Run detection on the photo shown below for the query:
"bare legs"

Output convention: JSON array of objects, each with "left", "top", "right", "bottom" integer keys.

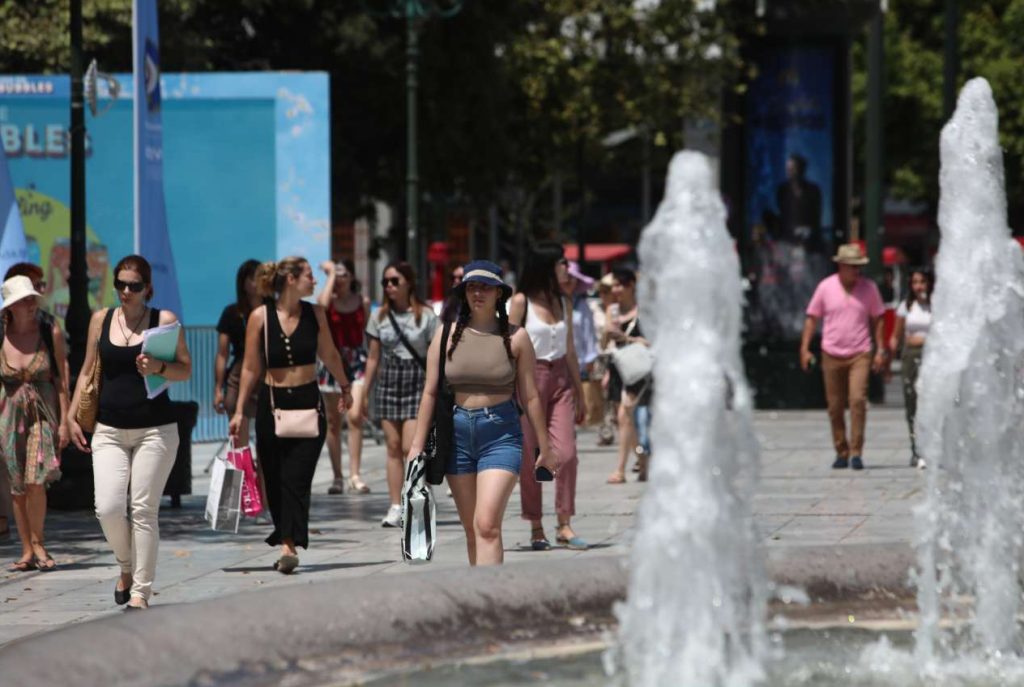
[
  {"left": 448, "top": 470, "right": 518, "bottom": 566},
  {"left": 11, "top": 485, "right": 52, "bottom": 569},
  {"left": 381, "top": 419, "right": 416, "bottom": 507},
  {"left": 610, "top": 394, "right": 638, "bottom": 482},
  {"left": 346, "top": 383, "right": 368, "bottom": 491},
  {"left": 323, "top": 392, "right": 344, "bottom": 490}
]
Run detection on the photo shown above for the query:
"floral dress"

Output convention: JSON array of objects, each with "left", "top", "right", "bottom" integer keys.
[{"left": 0, "top": 345, "right": 61, "bottom": 495}]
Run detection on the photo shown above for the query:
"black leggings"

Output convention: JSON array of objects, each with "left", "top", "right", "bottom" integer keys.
[{"left": 255, "top": 382, "right": 326, "bottom": 549}]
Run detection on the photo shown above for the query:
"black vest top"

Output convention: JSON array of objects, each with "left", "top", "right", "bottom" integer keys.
[
  {"left": 98, "top": 308, "right": 174, "bottom": 429},
  {"left": 263, "top": 301, "right": 319, "bottom": 369}
]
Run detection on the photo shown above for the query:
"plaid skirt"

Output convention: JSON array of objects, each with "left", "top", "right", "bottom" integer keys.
[{"left": 374, "top": 355, "right": 425, "bottom": 421}]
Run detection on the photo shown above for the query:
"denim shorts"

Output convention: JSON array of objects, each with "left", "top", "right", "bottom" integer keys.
[{"left": 448, "top": 400, "right": 523, "bottom": 476}]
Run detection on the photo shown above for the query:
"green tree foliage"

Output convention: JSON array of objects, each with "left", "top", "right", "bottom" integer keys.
[
  {"left": 852, "top": 0, "right": 1024, "bottom": 226},
  {"left": 0, "top": 1, "right": 741, "bottom": 238}
]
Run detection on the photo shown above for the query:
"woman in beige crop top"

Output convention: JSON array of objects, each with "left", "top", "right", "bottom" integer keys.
[{"left": 407, "top": 260, "right": 557, "bottom": 566}]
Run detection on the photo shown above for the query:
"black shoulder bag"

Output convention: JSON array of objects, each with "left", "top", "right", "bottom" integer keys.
[
  {"left": 425, "top": 321, "right": 454, "bottom": 485},
  {"left": 386, "top": 309, "right": 426, "bottom": 370}
]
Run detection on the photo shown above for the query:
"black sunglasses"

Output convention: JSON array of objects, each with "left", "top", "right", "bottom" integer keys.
[
  {"left": 114, "top": 278, "right": 147, "bottom": 294},
  {"left": 381, "top": 277, "right": 402, "bottom": 287}
]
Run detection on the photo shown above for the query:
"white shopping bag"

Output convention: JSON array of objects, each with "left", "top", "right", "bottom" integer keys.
[
  {"left": 401, "top": 454, "right": 437, "bottom": 563},
  {"left": 205, "top": 456, "right": 244, "bottom": 533}
]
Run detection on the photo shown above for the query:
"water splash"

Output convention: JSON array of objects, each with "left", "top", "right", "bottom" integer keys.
[
  {"left": 613, "top": 151, "right": 767, "bottom": 686},
  {"left": 914, "top": 77, "right": 1024, "bottom": 663}
]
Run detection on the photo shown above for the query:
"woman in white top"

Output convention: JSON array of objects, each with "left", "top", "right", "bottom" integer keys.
[
  {"left": 509, "top": 243, "right": 586, "bottom": 551},
  {"left": 888, "top": 268, "right": 933, "bottom": 468}
]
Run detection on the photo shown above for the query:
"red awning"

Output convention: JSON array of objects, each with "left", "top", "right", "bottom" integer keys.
[{"left": 563, "top": 243, "right": 632, "bottom": 263}]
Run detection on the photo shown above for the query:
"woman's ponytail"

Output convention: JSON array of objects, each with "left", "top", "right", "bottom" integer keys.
[{"left": 255, "top": 261, "right": 279, "bottom": 298}]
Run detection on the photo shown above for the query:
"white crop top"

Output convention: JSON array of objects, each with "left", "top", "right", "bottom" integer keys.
[
  {"left": 896, "top": 300, "right": 932, "bottom": 340},
  {"left": 524, "top": 297, "right": 569, "bottom": 362}
]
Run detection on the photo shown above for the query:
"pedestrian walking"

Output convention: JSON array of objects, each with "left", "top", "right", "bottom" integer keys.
[
  {"left": 799, "top": 243, "right": 887, "bottom": 470},
  {"left": 407, "top": 260, "right": 557, "bottom": 565},
  {"left": 359, "top": 262, "right": 438, "bottom": 528},
  {"left": 1, "top": 275, "right": 68, "bottom": 572},
  {"left": 68, "top": 255, "right": 192, "bottom": 609},
  {"left": 509, "top": 244, "right": 587, "bottom": 551},
  {"left": 317, "top": 259, "right": 371, "bottom": 495},
  {"left": 229, "top": 257, "right": 353, "bottom": 575},
  {"left": 560, "top": 260, "right": 599, "bottom": 414},
  {"left": 591, "top": 274, "right": 618, "bottom": 441},
  {"left": 214, "top": 259, "right": 261, "bottom": 444},
  {"left": 0, "top": 263, "right": 62, "bottom": 546},
  {"left": 604, "top": 269, "right": 651, "bottom": 484},
  {"left": 888, "top": 268, "right": 933, "bottom": 468}
]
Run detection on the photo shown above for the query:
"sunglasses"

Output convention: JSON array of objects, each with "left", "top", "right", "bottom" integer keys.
[
  {"left": 381, "top": 277, "right": 402, "bottom": 288},
  {"left": 557, "top": 258, "right": 569, "bottom": 266},
  {"left": 114, "top": 278, "right": 147, "bottom": 294}
]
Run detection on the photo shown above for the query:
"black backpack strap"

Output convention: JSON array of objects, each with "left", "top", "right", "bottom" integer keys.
[
  {"left": 149, "top": 307, "right": 161, "bottom": 328},
  {"left": 387, "top": 308, "right": 426, "bottom": 370},
  {"left": 520, "top": 297, "right": 529, "bottom": 327},
  {"left": 438, "top": 320, "right": 452, "bottom": 388}
]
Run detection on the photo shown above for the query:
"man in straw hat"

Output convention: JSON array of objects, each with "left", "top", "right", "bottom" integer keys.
[{"left": 799, "top": 243, "right": 887, "bottom": 470}]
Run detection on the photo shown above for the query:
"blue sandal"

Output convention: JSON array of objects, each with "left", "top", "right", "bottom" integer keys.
[
  {"left": 557, "top": 528, "right": 589, "bottom": 551},
  {"left": 530, "top": 527, "right": 551, "bottom": 551}
]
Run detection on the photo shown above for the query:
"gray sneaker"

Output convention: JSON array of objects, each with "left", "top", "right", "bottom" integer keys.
[{"left": 381, "top": 504, "right": 403, "bottom": 528}]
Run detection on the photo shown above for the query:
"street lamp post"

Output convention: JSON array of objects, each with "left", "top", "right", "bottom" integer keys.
[
  {"left": 386, "top": 0, "right": 463, "bottom": 284},
  {"left": 67, "top": 0, "right": 91, "bottom": 375}
]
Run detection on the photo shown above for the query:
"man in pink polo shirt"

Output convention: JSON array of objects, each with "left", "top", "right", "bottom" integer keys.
[{"left": 799, "top": 243, "right": 887, "bottom": 470}]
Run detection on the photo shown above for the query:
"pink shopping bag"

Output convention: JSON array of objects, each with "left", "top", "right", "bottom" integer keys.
[{"left": 226, "top": 442, "right": 263, "bottom": 518}]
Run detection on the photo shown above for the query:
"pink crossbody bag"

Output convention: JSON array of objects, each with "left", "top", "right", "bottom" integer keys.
[{"left": 264, "top": 308, "right": 321, "bottom": 438}]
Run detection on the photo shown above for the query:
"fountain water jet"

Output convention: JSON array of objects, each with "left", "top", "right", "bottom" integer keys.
[
  {"left": 613, "top": 151, "right": 767, "bottom": 686},
  {"left": 914, "top": 77, "right": 1024, "bottom": 662}
]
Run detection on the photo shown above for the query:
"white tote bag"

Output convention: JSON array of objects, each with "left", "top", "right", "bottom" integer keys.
[
  {"left": 205, "top": 456, "right": 244, "bottom": 533},
  {"left": 401, "top": 454, "right": 437, "bottom": 563},
  {"left": 611, "top": 342, "right": 654, "bottom": 386}
]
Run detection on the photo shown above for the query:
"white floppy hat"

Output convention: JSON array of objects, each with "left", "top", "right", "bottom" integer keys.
[{"left": 1, "top": 275, "right": 42, "bottom": 310}]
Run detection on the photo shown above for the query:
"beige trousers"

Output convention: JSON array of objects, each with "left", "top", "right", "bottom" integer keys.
[{"left": 92, "top": 422, "right": 179, "bottom": 601}]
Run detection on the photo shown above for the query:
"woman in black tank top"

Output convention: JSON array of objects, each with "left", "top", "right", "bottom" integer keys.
[
  {"left": 68, "top": 255, "right": 193, "bottom": 610},
  {"left": 229, "top": 257, "right": 353, "bottom": 575}
]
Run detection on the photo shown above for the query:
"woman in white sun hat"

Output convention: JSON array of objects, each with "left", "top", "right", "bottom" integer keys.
[{"left": 0, "top": 275, "right": 69, "bottom": 572}]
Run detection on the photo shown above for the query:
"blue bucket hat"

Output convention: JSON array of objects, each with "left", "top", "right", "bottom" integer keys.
[{"left": 459, "top": 260, "right": 513, "bottom": 300}]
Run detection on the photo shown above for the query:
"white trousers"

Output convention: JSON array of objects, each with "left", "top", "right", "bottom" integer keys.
[{"left": 92, "top": 423, "right": 179, "bottom": 601}]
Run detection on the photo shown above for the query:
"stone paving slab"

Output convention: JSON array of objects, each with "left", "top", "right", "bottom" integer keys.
[{"left": 0, "top": 406, "right": 922, "bottom": 649}]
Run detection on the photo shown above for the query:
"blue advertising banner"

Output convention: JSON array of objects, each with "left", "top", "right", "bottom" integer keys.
[
  {"left": 0, "top": 72, "right": 330, "bottom": 325},
  {"left": 0, "top": 143, "right": 27, "bottom": 278},
  {"left": 744, "top": 45, "right": 836, "bottom": 340},
  {"left": 133, "top": 0, "right": 181, "bottom": 316}
]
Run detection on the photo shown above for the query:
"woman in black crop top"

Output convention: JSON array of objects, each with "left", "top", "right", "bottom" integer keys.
[
  {"left": 68, "top": 255, "right": 193, "bottom": 610},
  {"left": 229, "top": 257, "right": 352, "bottom": 575}
]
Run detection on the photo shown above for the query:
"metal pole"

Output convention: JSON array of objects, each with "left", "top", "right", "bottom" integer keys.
[
  {"left": 405, "top": 7, "right": 419, "bottom": 273},
  {"left": 576, "top": 138, "right": 586, "bottom": 267},
  {"left": 552, "top": 170, "right": 563, "bottom": 235},
  {"left": 488, "top": 203, "right": 498, "bottom": 263},
  {"left": 864, "top": 8, "right": 884, "bottom": 280},
  {"left": 943, "top": 0, "right": 959, "bottom": 121},
  {"left": 67, "top": 0, "right": 91, "bottom": 376},
  {"left": 641, "top": 131, "right": 652, "bottom": 225}
]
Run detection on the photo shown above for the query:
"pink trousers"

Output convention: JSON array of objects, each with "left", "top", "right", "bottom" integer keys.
[{"left": 520, "top": 357, "right": 579, "bottom": 521}]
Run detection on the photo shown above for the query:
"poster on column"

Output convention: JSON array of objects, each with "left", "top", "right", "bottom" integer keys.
[
  {"left": 744, "top": 44, "right": 836, "bottom": 341},
  {"left": 0, "top": 139, "right": 27, "bottom": 279}
]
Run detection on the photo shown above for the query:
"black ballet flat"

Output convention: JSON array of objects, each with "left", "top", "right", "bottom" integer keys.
[{"left": 114, "top": 581, "right": 131, "bottom": 605}]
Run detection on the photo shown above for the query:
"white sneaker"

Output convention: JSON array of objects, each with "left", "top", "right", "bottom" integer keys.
[
  {"left": 381, "top": 504, "right": 403, "bottom": 528},
  {"left": 917, "top": 458, "right": 927, "bottom": 470}
]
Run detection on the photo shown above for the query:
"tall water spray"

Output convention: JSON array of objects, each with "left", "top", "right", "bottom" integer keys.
[
  {"left": 614, "top": 151, "right": 766, "bottom": 686},
  {"left": 914, "top": 77, "right": 1024, "bottom": 661}
]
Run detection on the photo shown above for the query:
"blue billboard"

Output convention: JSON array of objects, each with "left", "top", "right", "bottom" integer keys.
[
  {"left": 744, "top": 45, "right": 837, "bottom": 340},
  {"left": 0, "top": 72, "right": 330, "bottom": 325}
]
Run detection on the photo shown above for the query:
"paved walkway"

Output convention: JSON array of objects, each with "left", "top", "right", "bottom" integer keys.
[{"left": 0, "top": 405, "right": 920, "bottom": 648}]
